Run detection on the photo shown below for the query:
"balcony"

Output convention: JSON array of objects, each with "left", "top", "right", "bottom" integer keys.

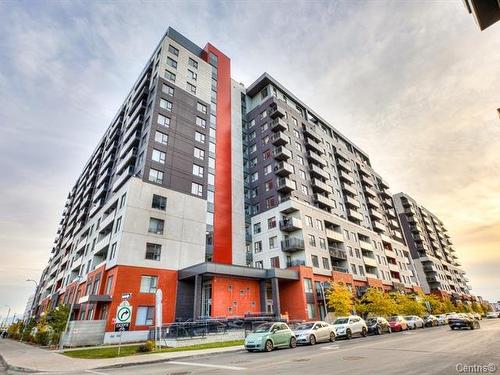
[
  {"left": 373, "top": 221, "right": 387, "bottom": 233},
  {"left": 281, "top": 237, "right": 305, "bottom": 252},
  {"left": 277, "top": 177, "right": 295, "bottom": 193},
  {"left": 311, "top": 178, "right": 331, "bottom": 194},
  {"left": 271, "top": 131, "right": 290, "bottom": 146},
  {"left": 329, "top": 247, "right": 347, "bottom": 260},
  {"left": 363, "top": 256, "right": 378, "bottom": 268},
  {"left": 326, "top": 228, "right": 344, "bottom": 242},
  {"left": 304, "top": 137, "right": 324, "bottom": 154},
  {"left": 99, "top": 209, "right": 116, "bottom": 232},
  {"left": 339, "top": 170, "right": 355, "bottom": 185},
  {"left": 314, "top": 194, "right": 335, "bottom": 209},
  {"left": 122, "top": 114, "right": 142, "bottom": 142},
  {"left": 127, "top": 100, "right": 145, "bottom": 125},
  {"left": 423, "top": 264, "right": 438, "bottom": 273},
  {"left": 269, "top": 104, "right": 286, "bottom": 119},
  {"left": 274, "top": 161, "right": 294, "bottom": 177},
  {"left": 383, "top": 198, "right": 394, "bottom": 208},
  {"left": 361, "top": 175, "right": 375, "bottom": 187},
  {"left": 370, "top": 209, "right": 384, "bottom": 221},
  {"left": 270, "top": 118, "right": 287, "bottom": 131},
  {"left": 341, "top": 183, "right": 357, "bottom": 196},
  {"left": 116, "top": 147, "right": 138, "bottom": 175},
  {"left": 120, "top": 133, "right": 140, "bottom": 158},
  {"left": 411, "top": 224, "right": 423, "bottom": 233},
  {"left": 93, "top": 183, "right": 108, "bottom": 203},
  {"left": 347, "top": 209, "right": 363, "bottom": 222},
  {"left": 364, "top": 186, "right": 377, "bottom": 198},
  {"left": 332, "top": 266, "right": 349, "bottom": 274},
  {"left": 112, "top": 165, "right": 134, "bottom": 192},
  {"left": 306, "top": 151, "right": 327, "bottom": 166},
  {"left": 389, "top": 219, "right": 400, "bottom": 229},
  {"left": 345, "top": 195, "right": 361, "bottom": 209},
  {"left": 387, "top": 208, "right": 397, "bottom": 218},
  {"left": 303, "top": 125, "right": 321, "bottom": 142},
  {"left": 273, "top": 146, "right": 292, "bottom": 160},
  {"left": 336, "top": 159, "right": 351, "bottom": 172},
  {"left": 94, "top": 233, "right": 111, "bottom": 254},
  {"left": 334, "top": 148, "right": 349, "bottom": 161},
  {"left": 89, "top": 199, "right": 104, "bottom": 217},
  {"left": 366, "top": 197, "right": 380, "bottom": 209},
  {"left": 96, "top": 169, "right": 111, "bottom": 189},
  {"left": 388, "top": 262, "right": 399, "bottom": 272},
  {"left": 359, "top": 240, "right": 373, "bottom": 251},
  {"left": 309, "top": 164, "right": 329, "bottom": 179},
  {"left": 279, "top": 217, "right": 303, "bottom": 232}
]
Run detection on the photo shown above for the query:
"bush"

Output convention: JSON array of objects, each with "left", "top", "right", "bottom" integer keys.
[
  {"left": 34, "top": 326, "right": 52, "bottom": 346},
  {"left": 137, "top": 340, "right": 155, "bottom": 352}
]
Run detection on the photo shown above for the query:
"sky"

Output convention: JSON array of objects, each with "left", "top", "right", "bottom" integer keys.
[{"left": 0, "top": 0, "right": 499, "bottom": 318}]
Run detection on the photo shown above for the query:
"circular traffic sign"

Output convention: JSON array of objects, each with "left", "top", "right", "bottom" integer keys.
[{"left": 117, "top": 306, "right": 131, "bottom": 323}]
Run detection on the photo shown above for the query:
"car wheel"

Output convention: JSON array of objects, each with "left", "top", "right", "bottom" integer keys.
[
  {"left": 265, "top": 340, "right": 273, "bottom": 352},
  {"left": 329, "top": 332, "right": 335, "bottom": 342},
  {"left": 377, "top": 327, "right": 382, "bottom": 335},
  {"left": 309, "top": 335, "right": 316, "bottom": 346},
  {"left": 451, "top": 326, "right": 455, "bottom": 330},
  {"left": 346, "top": 329, "right": 352, "bottom": 339},
  {"left": 361, "top": 327, "right": 367, "bottom": 337},
  {"left": 290, "top": 337, "right": 297, "bottom": 349}
]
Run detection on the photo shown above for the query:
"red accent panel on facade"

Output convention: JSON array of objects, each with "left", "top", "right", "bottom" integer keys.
[
  {"left": 211, "top": 277, "right": 261, "bottom": 317},
  {"left": 203, "top": 44, "right": 232, "bottom": 265},
  {"left": 100, "top": 265, "right": 178, "bottom": 332}
]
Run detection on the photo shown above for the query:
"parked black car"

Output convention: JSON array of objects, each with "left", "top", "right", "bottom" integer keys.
[
  {"left": 449, "top": 314, "right": 480, "bottom": 330},
  {"left": 366, "top": 317, "right": 392, "bottom": 335}
]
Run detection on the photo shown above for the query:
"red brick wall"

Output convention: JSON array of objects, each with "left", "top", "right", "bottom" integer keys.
[{"left": 211, "top": 276, "right": 261, "bottom": 317}]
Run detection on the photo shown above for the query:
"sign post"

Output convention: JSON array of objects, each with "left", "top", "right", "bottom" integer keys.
[
  {"left": 115, "top": 301, "right": 132, "bottom": 356},
  {"left": 155, "top": 289, "right": 163, "bottom": 349}
]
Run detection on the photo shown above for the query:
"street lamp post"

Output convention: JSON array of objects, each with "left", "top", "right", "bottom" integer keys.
[
  {"left": 2, "top": 305, "right": 11, "bottom": 330},
  {"left": 59, "top": 276, "right": 82, "bottom": 352}
]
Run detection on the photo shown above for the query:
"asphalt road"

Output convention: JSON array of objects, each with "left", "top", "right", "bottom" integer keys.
[{"left": 10, "top": 319, "right": 500, "bottom": 375}]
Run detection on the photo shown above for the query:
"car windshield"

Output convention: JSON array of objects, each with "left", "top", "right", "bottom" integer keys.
[
  {"left": 295, "top": 323, "right": 315, "bottom": 330},
  {"left": 388, "top": 317, "right": 399, "bottom": 322},
  {"left": 334, "top": 318, "right": 349, "bottom": 324},
  {"left": 367, "top": 318, "right": 377, "bottom": 325},
  {"left": 404, "top": 316, "right": 414, "bottom": 320},
  {"left": 253, "top": 323, "right": 273, "bottom": 333}
]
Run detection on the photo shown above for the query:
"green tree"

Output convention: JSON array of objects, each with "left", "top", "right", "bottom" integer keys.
[
  {"left": 327, "top": 282, "right": 354, "bottom": 316},
  {"left": 47, "top": 304, "right": 70, "bottom": 345},
  {"left": 481, "top": 302, "right": 492, "bottom": 313},
  {"left": 423, "top": 294, "right": 445, "bottom": 314},
  {"left": 393, "top": 293, "right": 426, "bottom": 316},
  {"left": 442, "top": 298, "right": 455, "bottom": 313},
  {"left": 355, "top": 288, "right": 396, "bottom": 318},
  {"left": 471, "top": 302, "right": 484, "bottom": 315}
]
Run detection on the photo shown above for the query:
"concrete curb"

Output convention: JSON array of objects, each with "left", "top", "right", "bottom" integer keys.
[
  {"left": 0, "top": 351, "right": 39, "bottom": 373},
  {"left": 93, "top": 347, "right": 246, "bottom": 370}
]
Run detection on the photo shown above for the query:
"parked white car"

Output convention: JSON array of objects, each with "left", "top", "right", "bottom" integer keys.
[
  {"left": 404, "top": 315, "right": 425, "bottom": 329},
  {"left": 435, "top": 314, "right": 449, "bottom": 325},
  {"left": 486, "top": 312, "right": 499, "bottom": 319},
  {"left": 293, "top": 321, "right": 336, "bottom": 345},
  {"left": 332, "top": 315, "right": 367, "bottom": 339}
]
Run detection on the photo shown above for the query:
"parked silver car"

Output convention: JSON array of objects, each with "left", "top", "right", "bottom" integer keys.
[
  {"left": 293, "top": 321, "right": 336, "bottom": 345},
  {"left": 404, "top": 315, "right": 425, "bottom": 329}
]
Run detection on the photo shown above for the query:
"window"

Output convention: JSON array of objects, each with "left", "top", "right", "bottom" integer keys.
[
  {"left": 136, "top": 306, "right": 154, "bottom": 325},
  {"left": 250, "top": 171, "right": 258, "bottom": 182},
  {"left": 188, "top": 58, "right": 198, "bottom": 69},
  {"left": 152, "top": 149, "right": 166, "bottom": 164},
  {"left": 344, "top": 230, "right": 350, "bottom": 240},
  {"left": 105, "top": 276, "right": 114, "bottom": 295},
  {"left": 358, "top": 265, "right": 365, "bottom": 276},
  {"left": 165, "top": 70, "right": 176, "bottom": 82},
  {"left": 188, "top": 69, "right": 197, "bottom": 80},
  {"left": 319, "top": 238, "right": 326, "bottom": 249},
  {"left": 264, "top": 180, "right": 273, "bottom": 191},
  {"left": 148, "top": 218, "right": 164, "bottom": 235},
  {"left": 168, "top": 44, "right": 179, "bottom": 56},
  {"left": 162, "top": 84, "right": 174, "bottom": 96},
  {"left": 140, "top": 276, "right": 158, "bottom": 293},
  {"left": 114, "top": 217, "right": 122, "bottom": 233},
  {"left": 253, "top": 222, "right": 261, "bottom": 234},
  {"left": 355, "top": 248, "right": 361, "bottom": 258},
  {"left": 267, "top": 217, "right": 276, "bottom": 229},
  {"left": 119, "top": 193, "right": 127, "bottom": 209},
  {"left": 187, "top": 82, "right": 196, "bottom": 94},
  {"left": 197, "top": 102, "right": 207, "bottom": 114},
  {"left": 152, "top": 194, "right": 167, "bottom": 210},
  {"left": 195, "top": 131, "right": 205, "bottom": 143},
  {"left": 300, "top": 170, "right": 306, "bottom": 179},
  {"left": 209, "top": 142, "right": 216, "bottom": 153},
  {"left": 193, "top": 164, "right": 204, "bottom": 177},
  {"left": 166, "top": 57, "right": 177, "bottom": 68},
  {"left": 297, "top": 156, "right": 304, "bottom": 165},
  {"left": 254, "top": 241, "right": 262, "bottom": 253},
  {"left": 265, "top": 196, "right": 275, "bottom": 209},
  {"left": 316, "top": 219, "right": 323, "bottom": 231},
  {"left": 194, "top": 147, "right": 205, "bottom": 160},
  {"left": 322, "top": 257, "right": 330, "bottom": 269},
  {"left": 191, "top": 182, "right": 203, "bottom": 196},
  {"left": 269, "top": 236, "right": 277, "bottom": 249},
  {"left": 155, "top": 131, "right": 168, "bottom": 145},
  {"left": 301, "top": 185, "right": 309, "bottom": 195},
  {"left": 109, "top": 243, "right": 117, "bottom": 260},
  {"left": 311, "top": 255, "right": 319, "bottom": 268},
  {"left": 250, "top": 157, "right": 258, "bottom": 167},
  {"left": 249, "top": 144, "right": 257, "bottom": 153},
  {"left": 295, "top": 142, "right": 302, "bottom": 151},
  {"left": 351, "top": 264, "right": 357, "bottom": 274},
  {"left": 304, "top": 278, "right": 313, "bottom": 293},
  {"left": 157, "top": 114, "right": 170, "bottom": 127},
  {"left": 145, "top": 243, "right": 161, "bottom": 261},
  {"left": 305, "top": 216, "right": 313, "bottom": 227},
  {"left": 264, "top": 164, "right": 272, "bottom": 175},
  {"left": 208, "top": 157, "right": 215, "bottom": 169},
  {"left": 270, "top": 256, "right": 280, "bottom": 268},
  {"left": 308, "top": 234, "right": 316, "bottom": 247},
  {"left": 149, "top": 169, "right": 164, "bottom": 184},
  {"left": 255, "top": 260, "right": 263, "bottom": 268},
  {"left": 196, "top": 116, "right": 206, "bottom": 128},
  {"left": 159, "top": 99, "right": 172, "bottom": 111},
  {"left": 306, "top": 304, "right": 315, "bottom": 319}
]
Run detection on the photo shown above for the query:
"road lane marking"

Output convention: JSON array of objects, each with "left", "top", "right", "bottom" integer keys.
[
  {"left": 169, "top": 361, "right": 246, "bottom": 371},
  {"left": 320, "top": 345, "right": 340, "bottom": 350},
  {"left": 85, "top": 370, "right": 108, "bottom": 375}
]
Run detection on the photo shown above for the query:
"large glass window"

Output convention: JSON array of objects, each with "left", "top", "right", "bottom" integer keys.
[
  {"left": 148, "top": 218, "right": 164, "bottom": 235},
  {"left": 152, "top": 149, "right": 166, "bottom": 164},
  {"left": 140, "top": 276, "right": 158, "bottom": 293},
  {"left": 149, "top": 169, "right": 163, "bottom": 184},
  {"left": 152, "top": 194, "right": 167, "bottom": 210},
  {"left": 155, "top": 131, "right": 168, "bottom": 145},
  {"left": 145, "top": 243, "right": 161, "bottom": 261},
  {"left": 136, "top": 306, "right": 155, "bottom": 325}
]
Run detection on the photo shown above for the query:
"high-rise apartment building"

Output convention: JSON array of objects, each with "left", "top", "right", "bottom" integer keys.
[
  {"left": 393, "top": 193, "right": 471, "bottom": 300},
  {"left": 32, "top": 28, "right": 469, "bottom": 344}
]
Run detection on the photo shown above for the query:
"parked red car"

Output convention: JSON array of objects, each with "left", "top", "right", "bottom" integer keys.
[{"left": 388, "top": 316, "right": 409, "bottom": 332}]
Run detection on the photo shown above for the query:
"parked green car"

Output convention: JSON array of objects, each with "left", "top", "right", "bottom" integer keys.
[{"left": 244, "top": 322, "right": 297, "bottom": 352}]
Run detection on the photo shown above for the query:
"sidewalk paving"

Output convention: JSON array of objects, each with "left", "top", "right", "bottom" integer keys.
[{"left": 0, "top": 339, "right": 244, "bottom": 373}]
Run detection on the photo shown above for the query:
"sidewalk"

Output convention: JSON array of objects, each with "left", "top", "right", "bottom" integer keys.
[{"left": 0, "top": 339, "right": 244, "bottom": 373}]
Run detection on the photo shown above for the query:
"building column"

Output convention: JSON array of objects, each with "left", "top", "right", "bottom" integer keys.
[
  {"left": 259, "top": 280, "right": 267, "bottom": 313},
  {"left": 271, "top": 278, "right": 281, "bottom": 317},
  {"left": 193, "top": 275, "right": 202, "bottom": 320}
]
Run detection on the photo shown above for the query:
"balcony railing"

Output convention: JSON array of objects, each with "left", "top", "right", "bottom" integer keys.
[
  {"left": 281, "top": 238, "right": 305, "bottom": 252},
  {"left": 329, "top": 247, "right": 347, "bottom": 260},
  {"left": 279, "top": 217, "right": 303, "bottom": 232}
]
